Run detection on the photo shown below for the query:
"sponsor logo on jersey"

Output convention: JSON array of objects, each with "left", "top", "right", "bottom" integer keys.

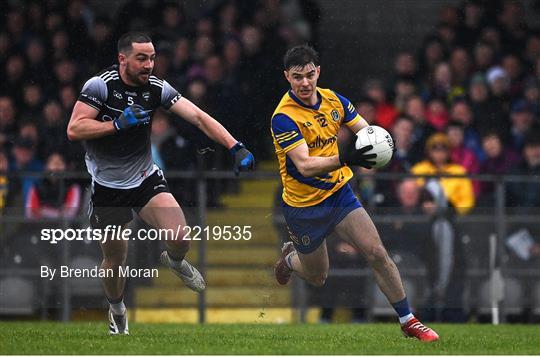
[
  {"left": 303, "top": 121, "right": 313, "bottom": 128},
  {"left": 113, "top": 90, "right": 123, "bottom": 99},
  {"left": 81, "top": 93, "right": 102, "bottom": 106},
  {"left": 331, "top": 109, "right": 340, "bottom": 121},
  {"left": 125, "top": 91, "right": 137, "bottom": 96},
  {"left": 171, "top": 93, "right": 181, "bottom": 105},
  {"left": 307, "top": 135, "right": 337, "bottom": 149},
  {"left": 142, "top": 92, "right": 150, "bottom": 101}
]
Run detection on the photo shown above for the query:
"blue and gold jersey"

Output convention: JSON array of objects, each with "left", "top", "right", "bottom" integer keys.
[{"left": 271, "top": 87, "right": 362, "bottom": 207}]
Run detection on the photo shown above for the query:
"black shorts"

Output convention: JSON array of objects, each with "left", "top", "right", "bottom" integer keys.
[{"left": 89, "top": 169, "right": 170, "bottom": 228}]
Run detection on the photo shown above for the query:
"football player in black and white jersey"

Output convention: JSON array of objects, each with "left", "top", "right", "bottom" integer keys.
[{"left": 67, "top": 32, "right": 254, "bottom": 335}]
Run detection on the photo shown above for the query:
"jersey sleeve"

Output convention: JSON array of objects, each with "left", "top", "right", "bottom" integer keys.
[
  {"left": 161, "top": 80, "right": 182, "bottom": 109},
  {"left": 271, "top": 114, "right": 305, "bottom": 153},
  {"left": 78, "top": 76, "right": 107, "bottom": 111},
  {"left": 333, "top": 91, "right": 362, "bottom": 127}
]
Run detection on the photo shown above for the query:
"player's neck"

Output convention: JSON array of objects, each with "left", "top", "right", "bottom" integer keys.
[
  {"left": 291, "top": 89, "right": 319, "bottom": 107},
  {"left": 119, "top": 68, "right": 140, "bottom": 87}
]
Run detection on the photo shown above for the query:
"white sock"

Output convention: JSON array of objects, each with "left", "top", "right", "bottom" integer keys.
[
  {"left": 110, "top": 301, "right": 126, "bottom": 316},
  {"left": 285, "top": 251, "right": 295, "bottom": 269},
  {"left": 166, "top": 251, "right": 184, "bottom": 269},
  {"left": 399, "top": 313, "right": 414, "bottom": 325}
]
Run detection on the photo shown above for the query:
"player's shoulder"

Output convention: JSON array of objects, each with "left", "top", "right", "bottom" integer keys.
[
  {"left": 95, "top": 65, "right": 120, "bottom": 84},
  {"left": 149, "top": 75, "right": 165, "bottom": 89},
  {"left": 318, "top": 87, "right": 349, "bottom": 104}
]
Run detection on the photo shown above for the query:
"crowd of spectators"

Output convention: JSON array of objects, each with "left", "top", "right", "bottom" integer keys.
[
  {"left": 0, "top": 0, "right": 319, "bottom": 212},
  {"left": 348, "top": 0, "right": 540, "bottom": 212}
]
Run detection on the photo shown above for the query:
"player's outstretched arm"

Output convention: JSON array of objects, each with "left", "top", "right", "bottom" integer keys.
[
  {"left": 170, "top": 97, "right": 254, "bottom": 174},
  {"left": 67, "top": 101, "right": 116, "bottom": 141},
  {"left": 67, "top": 102, "right": 150, "bottom": 141},
  {"left": 287, "top": 142, "right": 342, "bottom": 177}
]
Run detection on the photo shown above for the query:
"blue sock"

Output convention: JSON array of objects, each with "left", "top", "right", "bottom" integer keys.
[{"left": 392, "top": 296, "right": 411, "bottom": 318}]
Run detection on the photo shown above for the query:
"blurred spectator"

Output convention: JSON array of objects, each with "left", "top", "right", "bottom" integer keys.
[
  {"left": 41, "top": 100, "right": 68, "bottom": 159},
  {"left": 456, "top": 0, "right": 486, "bottom": 48},
  {"left": 509, "top": 99, "right": 537, "bottom": 152},
  {"left": 0, "top": 150, "right": 8, "bottom": 214},
  {"left": 418, "top": 37, "right": 446, "bottom": 81},
  {"left": 25, "top": 152, "right": 80, "bottom": 219},
  {"left": 393, "top": 76, "right": 417, "bottom": 113},
  {"left": 486, "top": 66, "right": 511, "bottom": 110},
  {"left": 153, "top": 3, "right": 186, "bottom": 45},
  {"left": 20, "top": 83, "right": 44, "bottom": 121},
  {"left": 354, "top": 97, "right": 376, "bottom": 125},
  {"left": 478, "top": 131, "right": 520, "bottom": 205},
  {"left": 501, "top": 53, "right": 525, "bottom": 98},
  {"left": 468, "top": 73, "right": 509, "bottom": 138},
  {"left": 473, "top": 42, "right": 495, "bottom": 72},
  {"left": 25, "top": 37, "right": 48, "bottom": 85},
  {"left": 2, "top": 54, "right": 26, "bottom": 104},
  {"left": 376, "top": 116, "right": 418, "bottom": 207},
  {"left": 522, "top": 78, "right": 540, "bottom": 119},
  {"left": 364, "top": 79, "right": 398, "bottom": 130},
  {"left": 88, "top": 17, "right": 116, "bottom": 71},
  {"left": 9, "top": 136, "right": 43, "bottom": 204},
  {"left": 449, "top": 47, "right": 472, "bottom": 87},
  {"left": 425, "top": 97, "right": 449, "bottom": 131},
  {"left": 0, "top": 96, "right": 17, "bottom": 150},
  {"left": 507, "top": 131, "right": 540, "bottom": 207},
  {"left": 411, "top": 133, "right": 475, "bottom": 215},
  {"left": 446, "top": 120, "right": 480, "bottom": 188},
  {"left": 449, "top": 100, "right": 484, "bottom": 160},
  {"left": 405, "top": 95, "right": 436, "bottom": 161}
]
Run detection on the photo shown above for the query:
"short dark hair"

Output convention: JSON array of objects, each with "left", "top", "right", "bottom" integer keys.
[
  {"left": 283, "top": 44, "right": 319, "bottom": 70},
  {"left": 117, "top": 31, "right": 152, "bottom": 54}
]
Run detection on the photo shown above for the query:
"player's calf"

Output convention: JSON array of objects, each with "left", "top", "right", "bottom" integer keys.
[{"left": 304, "top": 272, "right": 327, "bottom": 287}]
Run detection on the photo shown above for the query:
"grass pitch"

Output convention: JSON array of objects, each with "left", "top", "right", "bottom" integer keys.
[{"left": 0, "top": 322, "right": 539, "bottom": 354}]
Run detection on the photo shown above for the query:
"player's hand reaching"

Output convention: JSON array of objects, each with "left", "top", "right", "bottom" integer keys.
[
  {"left": 338, "top": 143, "right": 377, "bottom": 169},
  {"left": 230, "top": 142, "right": 255, "bottom": 176},
  {"left": 113, "top": 104, "right": 150, "bottom": 131}
]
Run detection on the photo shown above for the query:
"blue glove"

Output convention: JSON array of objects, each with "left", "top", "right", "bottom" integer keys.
[
  {"left": 113, "top": 105, "right": 150, "bottom": 131},
  {"left": 230, "top": 142, "right": 255, "bottom": 176}
]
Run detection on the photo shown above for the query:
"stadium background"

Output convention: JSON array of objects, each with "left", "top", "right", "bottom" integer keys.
[{"left": 1, "top": 0, "right": 540, "bottom": 328}]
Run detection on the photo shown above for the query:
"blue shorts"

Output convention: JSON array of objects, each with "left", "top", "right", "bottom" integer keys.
[{"left": 281, "top": 183, "right": 362, "bottom": 254}]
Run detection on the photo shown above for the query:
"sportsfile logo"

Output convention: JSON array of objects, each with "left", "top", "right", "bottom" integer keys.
[
  {"left": 307, "top": 135, "right": 337, "bottom": 149},
  {"left": 40, "top": 225, "right": 253, "bottom": 244}
]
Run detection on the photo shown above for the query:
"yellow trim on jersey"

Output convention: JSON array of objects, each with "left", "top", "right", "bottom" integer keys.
[
  {"left": 344, "top": 114, "right": 362, "bottom": 127},
  {"left": 271, "top": 88, "right": 355, "bottom": 207},
  {"left": 282, "top": 138, "right": 306, "bottom": 154}
]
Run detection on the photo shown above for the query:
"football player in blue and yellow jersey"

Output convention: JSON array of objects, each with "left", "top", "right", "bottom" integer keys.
[{"left": 271, "top": 45, "right": 439, "bottom": 342}]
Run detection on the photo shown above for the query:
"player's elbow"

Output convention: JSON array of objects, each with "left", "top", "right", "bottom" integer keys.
[
  {"left": 66, "top": 126, "right": 79, "bottom": 141},
  {"left": 67, "top": 122, "right": 85, "bottom": 141},
  {"left": 297, "top": 163, "right": 318, "bottom": 177}
]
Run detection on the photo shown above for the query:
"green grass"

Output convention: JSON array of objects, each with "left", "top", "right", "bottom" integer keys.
[{"left": 0, "top": 322, "right": 539, "bottom": 354}]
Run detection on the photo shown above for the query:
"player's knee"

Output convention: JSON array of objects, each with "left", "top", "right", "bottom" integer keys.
[
  {"left": 102, "top": 252, "right": 127, "bottom": 268},
  {"left": 165, "top": 235, "right": 190, "bottom": 251},
  {"left": 365, "top": 243, "right": 389, "bottom": 266},
  {"left": 307, "top": 272, "right": 327, "bottom": 287}
]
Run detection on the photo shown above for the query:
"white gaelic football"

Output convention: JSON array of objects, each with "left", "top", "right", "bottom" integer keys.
[{"left": 355, "top": 125, "right": 394, "bottom": 169}]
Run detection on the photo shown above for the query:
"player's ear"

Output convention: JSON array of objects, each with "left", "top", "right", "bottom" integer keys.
[
  {"left": 118, "top": 53, "right": 126, "bottom": 66},
  {"left": 284, "top": 70, "right": 291, "bottom": 83}
]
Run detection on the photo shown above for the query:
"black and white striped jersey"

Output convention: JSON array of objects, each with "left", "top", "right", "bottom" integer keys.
[{"left": 77, "top": 65, "right": 182, "bottom": 189}]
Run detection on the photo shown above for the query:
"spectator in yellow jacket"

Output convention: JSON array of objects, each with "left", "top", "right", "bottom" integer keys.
[{"left": 410, "top": 133, "right": 475, "bottom": 215}]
